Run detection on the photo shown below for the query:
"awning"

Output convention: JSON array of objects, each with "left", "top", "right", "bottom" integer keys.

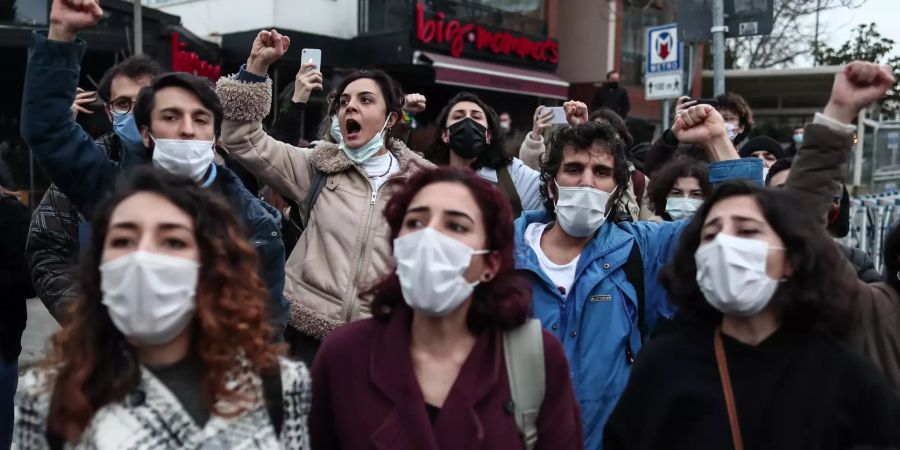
[{"left": 414, "top": 51, "right": 569, "bottom": 99}]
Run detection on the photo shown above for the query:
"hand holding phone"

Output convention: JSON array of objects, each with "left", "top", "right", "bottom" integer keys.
[{"left": 301, "top": 48, "right": 322, "bottom": 72}]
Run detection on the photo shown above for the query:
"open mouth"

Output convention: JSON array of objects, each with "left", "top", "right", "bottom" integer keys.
[{"left": 345, "top": 118, "right": 362, "bottom": 137}]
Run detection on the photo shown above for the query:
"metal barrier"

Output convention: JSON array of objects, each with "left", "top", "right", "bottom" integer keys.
[{"left": 843, "top": 191, "right": 900, "bottom": 273}]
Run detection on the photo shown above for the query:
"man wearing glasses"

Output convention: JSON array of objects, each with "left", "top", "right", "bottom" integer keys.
[{"left": 26, "top": 55, "right": 163, "bottom": 322}]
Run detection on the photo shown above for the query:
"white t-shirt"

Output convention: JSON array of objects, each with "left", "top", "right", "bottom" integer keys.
[
  {"left": 361, "top": 152, "right": 400, "bottom": 192},
  {"left": 524, "top": 222, "right": 580, "bottom": 297}
]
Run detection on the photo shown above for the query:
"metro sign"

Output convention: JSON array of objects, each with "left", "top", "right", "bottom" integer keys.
[{"left": 646, "top": 24, "right": 681, "bottom": 74}]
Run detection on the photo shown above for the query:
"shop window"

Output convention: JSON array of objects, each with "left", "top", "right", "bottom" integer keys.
[
  {"left": 360, "top": 0, "right": 546, "bottom": 36},
  {"left": 0, "top": 0, "right": 48, "bottom": 26},
  {"left": 620, "top": 3, "right": 662, "bottom": 85}
]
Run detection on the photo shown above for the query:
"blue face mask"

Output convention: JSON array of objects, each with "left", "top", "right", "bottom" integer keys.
[
  {"left": 113, "top": 112, "right": 151, "bottom": 168},
  {"left": 329, "top": 115, "right": 343, "bottom": 144},
  {"left": 112, "top": 112, "right": 144, "bottom": 146},
  {"left": 339, "top": 115, "right": 392, "bottom": 164},
  {"left": 792, "top": 133, "right": 803, "bottom": 146}
]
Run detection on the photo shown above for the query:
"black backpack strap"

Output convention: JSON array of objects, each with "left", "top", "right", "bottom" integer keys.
[
  {"left": 262, "top": 363, "right": 284, "bottom": 437},
  {"left": 496, "top": 165, "right": 523, "bottom": 218},
  {"left": 622, "top": 240, "right": 646, "bottom": 341},
  {"left": 285, "top": 170, "right": 327, "bottom": 232}
]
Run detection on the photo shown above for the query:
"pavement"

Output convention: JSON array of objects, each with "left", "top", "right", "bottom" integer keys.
[{"left": 19, "top": 298, "right": 60, "bottom": 371}]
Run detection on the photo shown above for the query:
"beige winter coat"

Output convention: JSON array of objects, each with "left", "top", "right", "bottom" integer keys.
[{"left": 217, "top": 77, "right": 433, "bottom": 339}]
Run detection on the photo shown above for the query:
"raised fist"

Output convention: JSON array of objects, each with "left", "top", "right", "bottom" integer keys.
[
  {"left": 246, "top": 29, "right": 291, "bottom": 76},
  {"left": 563, "top": 100, "right": 589, "bottom": 127},
  {"left": 49, "top": 0, "right": 103, "bottom": 42},
  {"left": 824, "top": 61, "right": 894, "bottom": 124},
  {"left": 403, "top": 93, "right": 427, "bottom": 114},
  {"left": 672, "top": 104, "right": 727, "bottom": 146}
]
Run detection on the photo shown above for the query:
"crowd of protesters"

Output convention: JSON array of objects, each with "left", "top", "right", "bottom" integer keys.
[{"left": 2, "top": 0, "right": 899, "bottom": 449}]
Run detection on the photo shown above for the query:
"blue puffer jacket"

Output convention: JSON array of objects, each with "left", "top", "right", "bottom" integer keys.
[
  {"left": 20, "top": 32, "right": 289, "bottom": 330},
  {"left": 515, "top": 158, "right": 762, "bottom": 450}
]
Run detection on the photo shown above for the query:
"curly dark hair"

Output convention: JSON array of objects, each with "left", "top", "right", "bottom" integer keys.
[
  {"left": 424, "top": 92, "right": 511, "bottom": 170},
  {"left": 716, "top": 92, "right": 754, "bottom": 142},
  {"left": 660, "top": 181, "right": 854, "bottom": 337},
  {"left": 646, "top": 155, "right": 711, "bottom": 218},
  {"left": 538, "top": 122, "right": 631, "bottom": 221},
  {"left": 365, "top": 167, "right": 531, "bottom": 333},
  {"left": 589, "top": 108, "right": 634, "bottom": 151},
  {"left": 45, "top": 167, "right": 281, "bottom": 442}
]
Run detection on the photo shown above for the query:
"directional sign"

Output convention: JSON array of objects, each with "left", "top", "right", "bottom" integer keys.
[
  {"left": 646, "top": 23, "right": 681, "bottom": 75},
  {"left": 645, "top": 73, "right": 683, "bottom": 100}
]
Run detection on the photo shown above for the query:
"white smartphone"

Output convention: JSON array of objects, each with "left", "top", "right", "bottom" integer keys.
[
  {"left": 301, "top": 48, "right": 322, "bottom": 71},
  {"left": 545, "top": 106, "right": 568, "bottom": 125}
]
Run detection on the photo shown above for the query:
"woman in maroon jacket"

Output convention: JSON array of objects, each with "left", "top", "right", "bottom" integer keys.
[{"left": 309, "top": 166, "right": 582, "bottom": 450}]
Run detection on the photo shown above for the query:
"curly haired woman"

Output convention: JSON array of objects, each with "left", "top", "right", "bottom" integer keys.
[{"left": 13, "top": 167, "right": 310, "bottom": 449}]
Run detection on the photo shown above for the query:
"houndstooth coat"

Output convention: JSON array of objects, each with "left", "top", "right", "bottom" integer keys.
[{"left": 12, "top": 357, "right": 310, "bottom": 449}]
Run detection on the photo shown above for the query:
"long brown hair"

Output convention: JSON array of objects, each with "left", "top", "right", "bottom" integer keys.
[{"left": 45, "top": 166, "right": 281, "bottom": 441}]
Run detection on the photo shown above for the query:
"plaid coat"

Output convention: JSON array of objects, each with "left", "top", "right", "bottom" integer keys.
[{"left": 12, "top": 357, "right": 310, "bottom": 449}]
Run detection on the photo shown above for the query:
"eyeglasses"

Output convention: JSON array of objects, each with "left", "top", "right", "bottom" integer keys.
[{"left": 109, "top": 98, "right": 135, "bottom": 115}]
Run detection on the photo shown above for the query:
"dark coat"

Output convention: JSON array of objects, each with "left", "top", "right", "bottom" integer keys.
[
  {"left": 0, "top": 194, "right": 35, "bottom": 363},
  {"left": 309, "top": 307, "right": 583, "bottom": 450},
  {"left": 20, "top": 31, "right": 288, "bottom": 330},
  {"left": 592, "top": 84, "right": 630, "bottom": 119}
]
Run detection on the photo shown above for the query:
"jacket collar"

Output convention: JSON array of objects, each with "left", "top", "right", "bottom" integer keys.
[
  {"left": 369, "top": 306, "right": 503, "bottom": 448},
  {"left": 309, "top": 138, "right": 432, "bottom": 175},
  {"left": 514, "top": 210, "right": 633, "bottom": 276}
]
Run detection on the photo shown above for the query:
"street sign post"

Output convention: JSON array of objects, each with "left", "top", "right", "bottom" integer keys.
[
  {"left": 645, "top": 73, "right": 683, "bottom": 100},
  {"left": 645, "top": 23, "right": 682, "bottom": 104}
]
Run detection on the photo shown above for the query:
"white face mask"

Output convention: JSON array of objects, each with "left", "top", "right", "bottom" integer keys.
[
  {"left": 150, "top": 135, "right": 215, "bottom": 182},
  {"left": 665, "top": 197, "right": 703, "bottom": 220},
  {"left": 554, "top": 180, "right": 615, "bottom": 238},
  {"left": 725, "top": 123, "right": 739, "bottom": 142},
  {"left": 393, "top": 227, "right": 489, "bottom": 317},
  {"left": 694, "top": 234, "right": 783, "bottom": 317},
  {"left": 101, "top": 251, "right": 200, "bottom": 345}
]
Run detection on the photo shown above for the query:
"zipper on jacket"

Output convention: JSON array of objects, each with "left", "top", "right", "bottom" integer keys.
[{"left": 344, "top": 173, "right": 383, "bottom": 322}]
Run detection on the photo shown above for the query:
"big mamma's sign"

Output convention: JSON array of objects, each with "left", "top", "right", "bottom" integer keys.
[{"left": 414, "top": 2, "right": 559, "bottom": 68}]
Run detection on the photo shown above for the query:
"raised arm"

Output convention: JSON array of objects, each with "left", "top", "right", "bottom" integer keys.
[
  {"left": 217, "top": 30, "right": 317, "bottom": 203},
  {"left": 20, "top": 0, "right": 118, "bottom": 218}
]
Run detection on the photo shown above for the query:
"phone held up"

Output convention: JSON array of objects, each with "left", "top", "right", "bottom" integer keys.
[{"left": 301, "top": 48, "right": 322, "bottom": 72}]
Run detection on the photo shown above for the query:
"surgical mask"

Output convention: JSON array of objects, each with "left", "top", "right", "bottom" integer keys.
[
  {"left": 340, "top": 115, "right": 391, "bottom": 164},
  {"left": 763, "top": 166, "right": 771, "bottom": 181},
  {"left": 554, "top": 181, "right": 615, "bottom": 238},
  {"left": 665, "top": 197, "right": 703, "bottom": 220},
  {"left": 329, "top": 114, "right": 343, "bottom": 144},
  {"left": 112, "top": 112, "right": 144, "bottom": 146},
  {"left": 448, "top": 117, "right": 488, "bottom": 160},
  {"left": 393, "top": 227, "right": 489, "bottom": 316},
  {"left": 150, "top": 135, "right": 214, "bottom": 182},
  {"left": 725, "top": 123, "right": 739, "bottom": 142},
  {"left": 694, "top": 234, "right": 783, "bottom": 317},
  {"left": 101, "top": 251, "right": 199, "bottom": 345},
  {"left": 499, "top": 120, "right": 511, "bottom": 131},
  {"left": 792, "top": 133, "right": 803, "bottom": 145}
]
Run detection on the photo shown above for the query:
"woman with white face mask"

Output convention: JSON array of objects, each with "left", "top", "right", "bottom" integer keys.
[
  {"left": 217, "top": 30, "right": 433, "bottom": 364},
  {"left": 308, "top": 167, "right": 582, "bottom": 450},
  {"left": 646, "top": 155, "right": 711, "bottom": 221},
  {"left": 604, "top": 182, "right": 900, "bottom": 449},
  {"left": 13, "top": 167, "right": 310, "bottom": 449}
]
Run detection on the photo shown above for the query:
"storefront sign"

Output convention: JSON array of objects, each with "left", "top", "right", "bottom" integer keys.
[
  {"left": 414, "top": 3, "right": 559, "bottom": 67},
  {"left": 171, "top": 33, "right": 221, "bottom": 81}
]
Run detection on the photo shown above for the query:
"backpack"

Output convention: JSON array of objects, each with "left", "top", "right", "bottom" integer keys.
[
  {"left": 503, "top": 318, "right": 545, "bottom": 450},
  {"left": 284, "top": 171, "right": 327, "bottom": 234}
]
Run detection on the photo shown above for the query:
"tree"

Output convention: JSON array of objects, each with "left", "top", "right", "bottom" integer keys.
[
  {"left": 703, "top": 0, "right": 867, "bottom": 70},
  {"left": 814, "top": 23, "right": 900, "bottom": 113}
]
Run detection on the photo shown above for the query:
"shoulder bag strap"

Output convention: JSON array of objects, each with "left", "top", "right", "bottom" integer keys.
[
  {"left": 496, "top": 165, "right": 524, "bottom": 219},
  {"left": 714, "top": 326, "right": 744, "bottom": 450},
  {"left": 503, "top": 318, "right": 545, "bottom": 450}
]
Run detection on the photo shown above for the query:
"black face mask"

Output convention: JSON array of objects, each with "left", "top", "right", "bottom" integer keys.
[
  {"left": 607, "top": 81, "right": 619, "bottom": 89},
  {"left": 448, "top": 117, "right": 488, "bottom": 160}
]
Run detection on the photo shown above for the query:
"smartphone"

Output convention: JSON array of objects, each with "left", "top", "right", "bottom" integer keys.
[
  {"left": 693, "top": 98, "right": 719, "bottom": 107},
  {"left": 301, "top": 48, "right": 322, "bottom": 71},
  {"left": 545, "top": 106, "right": 568, "bottom": 125}
]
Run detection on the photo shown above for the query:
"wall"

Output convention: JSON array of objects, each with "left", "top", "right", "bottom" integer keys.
[
  {"left": 148, "top": 0, "right": 357, "bottom": 40},
  {"left": 555, "top": 0, "right": 615, "bottom": 84}
]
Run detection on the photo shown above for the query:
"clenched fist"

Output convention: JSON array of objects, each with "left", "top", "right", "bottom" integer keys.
[
  {"left": 49, "top": 0, "right": 103, "bottom": 42},
  {"left": 823, "top": 61, "right": 894, "bottom": 124},
  {"left": 246, "top": 29, "right": 291, "bottom": 77}
]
